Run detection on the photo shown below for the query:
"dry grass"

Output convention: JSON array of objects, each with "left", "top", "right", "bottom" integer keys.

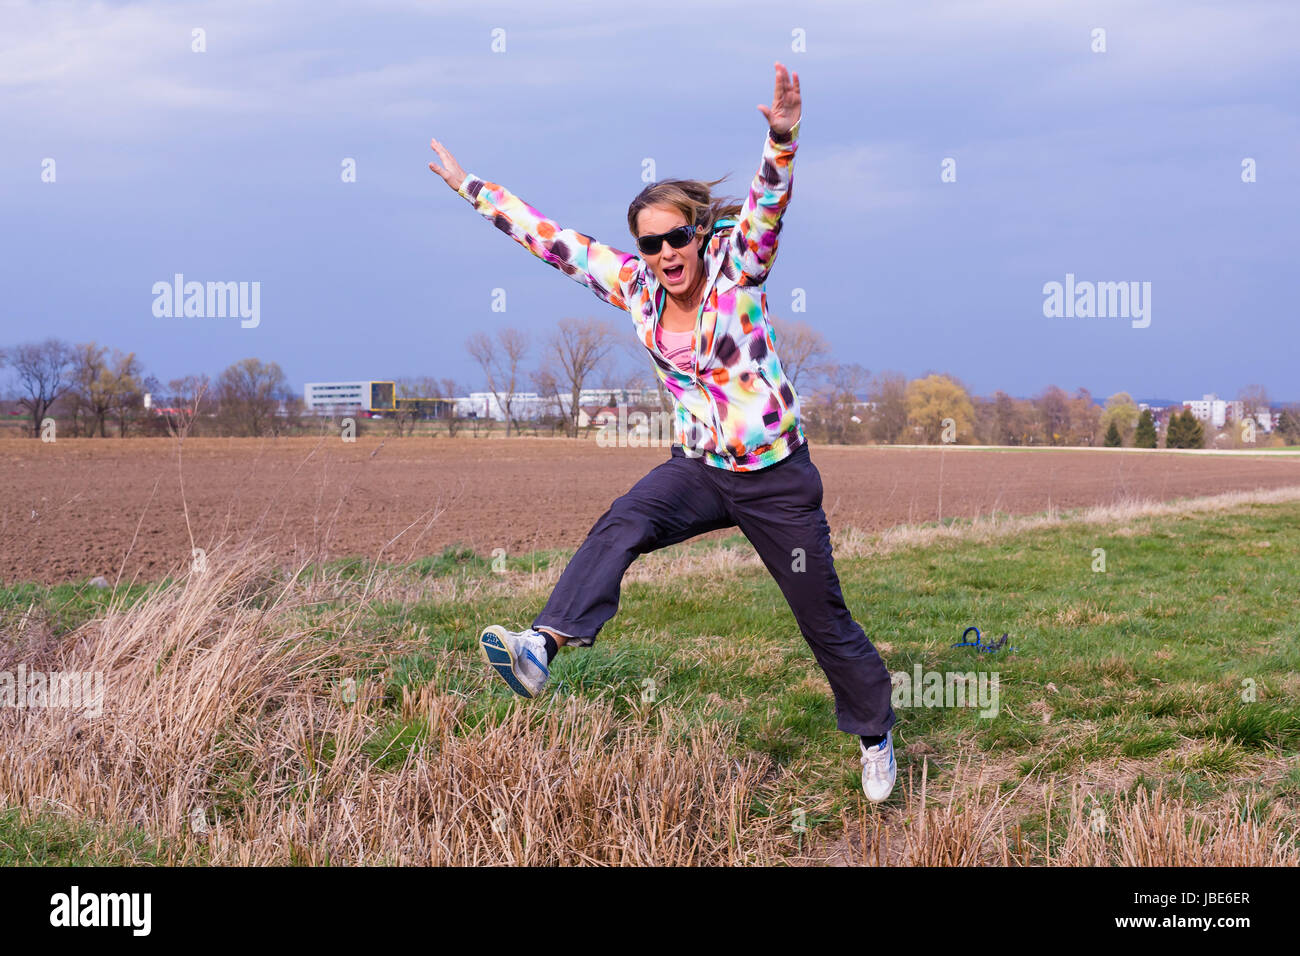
[
  {"left": 825, "top": 758, "right": 1300, "bottom": 867},
  {"left": 0, "top": 546, "right": 790, "bottom": 865},
  {"left": 1050, "top": 783, "right": 1300, "bottom": 866}
]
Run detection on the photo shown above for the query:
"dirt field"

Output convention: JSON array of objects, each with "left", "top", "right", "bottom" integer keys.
[{"left": 3, "top": 436, "right": 1298, "bottom": 585}]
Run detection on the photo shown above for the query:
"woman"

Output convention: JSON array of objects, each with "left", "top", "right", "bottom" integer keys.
[{"left": 428, "top": 63, "right": 897, "bottom": 801}]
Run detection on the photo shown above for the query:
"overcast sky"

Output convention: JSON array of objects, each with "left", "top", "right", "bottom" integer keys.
[{"left": 3, "top": 0, "right": 1297, "bottom": 401}]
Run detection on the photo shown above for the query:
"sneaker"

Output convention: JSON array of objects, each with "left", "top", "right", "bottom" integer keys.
[
  {"left": 479, "top": 625, "right": 551, "bottom": 698},
  {"left": 860, "top": 731, "right": 896, "bottom": 803}
]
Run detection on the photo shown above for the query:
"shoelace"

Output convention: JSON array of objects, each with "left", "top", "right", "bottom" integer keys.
[{"left": 861, "top": 738, "right": 892, "bottom": 769}]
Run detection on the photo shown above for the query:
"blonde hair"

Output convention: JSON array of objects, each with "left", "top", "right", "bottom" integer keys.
[{"left": 627, "top": 176, "right": 744, "bottom": 244}]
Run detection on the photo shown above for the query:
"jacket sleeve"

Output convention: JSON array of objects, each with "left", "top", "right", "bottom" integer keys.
[
  {"left": 456, "top": 173, "right": 640, "bottom": 312},
  {"left": 729, "top": 117, "right": 801, "bottom": 287}
]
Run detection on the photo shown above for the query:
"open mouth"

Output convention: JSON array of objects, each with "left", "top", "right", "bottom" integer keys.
[{"left": 664, "top": 264, "right": 684, "bottom": 283}]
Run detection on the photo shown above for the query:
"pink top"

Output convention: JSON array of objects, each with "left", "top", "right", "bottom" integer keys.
[{"left": 656, "top": 323, "right": 695, "bottom": 374}]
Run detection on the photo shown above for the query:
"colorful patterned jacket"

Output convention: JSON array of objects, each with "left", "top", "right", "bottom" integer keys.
[{"left": 455, "top": 118, "right": 804, "bottom": 472}]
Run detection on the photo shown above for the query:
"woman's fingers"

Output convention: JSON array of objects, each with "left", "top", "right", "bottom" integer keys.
[
  {"left": 773, "top": 62, "right": 799, "bottom": 107},
  {"left": 768, "top": 62, "right": 800, "bottom": 121},
  {"left": 761, "top": 62, "right": 800, "bottom": 131},
  {"left": 428, "top": 136, "right": 465, "bottom": 187},
  {"left": 430, "top": 137, "right": 457, "bottom": 167}
]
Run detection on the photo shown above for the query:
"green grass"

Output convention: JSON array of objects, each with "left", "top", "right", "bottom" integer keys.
[
  {"left": 0, "top": 807, "right": 185, "bottom": 866},
  {"left": 0, "top": 578, "right": 159, "bottom": 638},
  {"left": 5, "top": 500, "right": 1300, "bottom": 862}
]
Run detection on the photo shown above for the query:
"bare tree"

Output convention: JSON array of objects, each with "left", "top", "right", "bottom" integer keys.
[
  {"left": 529, "top": 367, "right": 567, "bottom": 437},
  {"left": 435, "top": 377, "right": 464, "bottom": 437},
  {"left": 807, "top": 361, "right": 871, "bottom": 445},
  {"left": 867, "top": 370, "right": 908, "bottom": 444},
  {"left": 1238, "top": 384, "right": 1271, "bottom": 427},
  {"left": 466, "top": 328, "right": 529, "bottom": 437},
  {"left": 1034, "top": 385, "right": 1071, "bottom": 445},
  {"left": 273, "top": 393, "right": 304, "bottom": 436},
  {"left": 985, "top": 390, "right": 1030, "bottom": 445},
  {"left": 111, "top": 351, "right": 145, "bottom": 437},
  {"left": 215, "top": 358, "right": 290, "bottom": 437},
  {"left": 70, "top": 343, "right": 144, "bottom": 437},
  {"left": 393, "top": 376, "right": 437, "bottom": 437},
  {"left": 11, "top": 339, "right": 75, "bottom": 437},
  {"left": 52, "top": 386, "right": 88, "bottom": 437},
  {"left": 71, "top": 342, "right": 111, "bottom": 436},
  {"left": 768, "top": 316, "right": 830, "bottom": 392},
  {"left": 163, "top": 374, "right": 210, "bottom": 440},
  {"left": 544, "top": 317, "right": 620, "bottom": 437}
]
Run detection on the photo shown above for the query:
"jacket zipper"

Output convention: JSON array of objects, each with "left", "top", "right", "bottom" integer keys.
[
  {"left": 654, "top": 276, "right": 725, "bottom": 453},
  {"left": 691, "top": 288, "right": 726, "bottom": 452}
]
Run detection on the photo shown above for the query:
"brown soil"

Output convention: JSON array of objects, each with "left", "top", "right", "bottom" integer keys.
[{"left": 3, "top": 436, "right": 1298, "bottom": 585}]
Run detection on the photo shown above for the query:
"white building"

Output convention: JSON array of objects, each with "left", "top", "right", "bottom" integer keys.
[
  {"left": 1182, "top": 393, "right": 1280, "bottom": 432},
  {"left": 456, "top": 387, "right": 660, "bottom": 421},
  {"left": 303, "top": 380, "right": 661, "bottom": 422},
  {"left": 456, "top": 392, "right": 546, "bottom": 421},
  {"left": 1183, "top": 393, "right": 1241, "bottom": 429},
  {"left": 304, "top": 381, "right": 395, "bottom": 414}
]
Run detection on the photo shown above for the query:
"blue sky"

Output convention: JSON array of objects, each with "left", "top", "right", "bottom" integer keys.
[{"left": 2, "top": 0, "right": 1297, "bottom": 401}]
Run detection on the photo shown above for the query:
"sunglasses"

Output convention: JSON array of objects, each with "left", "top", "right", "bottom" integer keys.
[{"left": 636, "top": 223, "right": 699, "bottom": 256}]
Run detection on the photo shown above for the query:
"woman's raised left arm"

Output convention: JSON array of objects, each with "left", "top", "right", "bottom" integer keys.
[{"left": 731, "top": 62, "right": 802, "bottom": 287}]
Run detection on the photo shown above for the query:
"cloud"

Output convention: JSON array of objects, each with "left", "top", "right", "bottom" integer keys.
[{"left": 796, "top": 142, "right": 931, "bottom": 218}]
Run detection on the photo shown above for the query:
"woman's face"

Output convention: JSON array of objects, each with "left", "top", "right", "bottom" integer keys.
[{"left": 636, "top": 205, "right": 704, "bottom": 295}]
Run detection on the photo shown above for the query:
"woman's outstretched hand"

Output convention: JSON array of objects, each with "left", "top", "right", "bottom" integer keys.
[
  {"left": 428, "top": 136, "right": 467, "bottom": 191},
  {"left": 757, "top": 62, "right": 801, "bottom": 135}
]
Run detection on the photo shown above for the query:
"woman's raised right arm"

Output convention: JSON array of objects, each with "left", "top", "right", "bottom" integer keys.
[{"left": 429, "top": 136, "right": 640, "bottom": 313}]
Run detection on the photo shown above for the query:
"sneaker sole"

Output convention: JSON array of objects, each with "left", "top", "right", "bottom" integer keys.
[{"left": 479, "top": 625, "right": 536, "bottom": 699}]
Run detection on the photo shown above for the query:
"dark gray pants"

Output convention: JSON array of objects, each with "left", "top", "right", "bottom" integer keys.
[{"left": 533, "top": 441, "right": 896, "bottom": 737}]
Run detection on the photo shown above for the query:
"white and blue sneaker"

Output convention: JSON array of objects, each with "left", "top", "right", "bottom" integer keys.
[
  {"left": 479, "top": 625, "right": 551, "bottom": 698},
  {"left": 860, "top": 731, "right": 897, "bottom": 803}
]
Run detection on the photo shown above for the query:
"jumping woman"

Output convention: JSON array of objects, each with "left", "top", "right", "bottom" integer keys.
[{"left": 428, "top": 62, "right": 897, "bottom": 801}]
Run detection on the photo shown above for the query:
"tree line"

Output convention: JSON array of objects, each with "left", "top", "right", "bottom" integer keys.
[
  {"left": 4, "top": 325, "right": 1297, "bottom": 447},
  {"left": 0, "top": 339, "right": 301, "bottom": 438}
]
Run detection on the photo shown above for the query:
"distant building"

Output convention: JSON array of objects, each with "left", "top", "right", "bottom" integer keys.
[
  {"left": 577, "top": 405, "right": 618, "bottom": 429},
  {"left": 1136, "top": 403, "right": 1166, "bottom": 432},
  {"left": 457, "top": 388, "right": 660, "bottom": 422},
  {"left": 1183, "top": 393, "right": 1243, "bottom": 429},
  {"left": 1181, "top": 393, "right": 1277, "bottom": 432},
  {"left": 456, "top": 392, "right": 551, "bottom": 421},
  {"left": 303, "top": 380, "right": 662, "bottom": 422},
  {"left": 304, "top": 381, "right": 395, "bottom": 414}
]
